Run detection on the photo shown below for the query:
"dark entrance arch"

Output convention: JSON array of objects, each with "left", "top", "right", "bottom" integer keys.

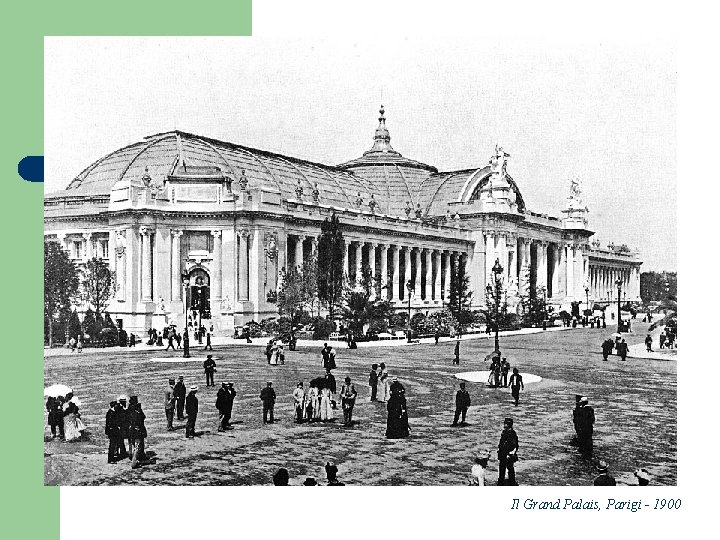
[{"left": 188, "top": 268, "right": 211, "bottom": 320}]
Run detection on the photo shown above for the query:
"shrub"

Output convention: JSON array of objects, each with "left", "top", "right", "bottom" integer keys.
[{"left": 312, "top": 316, "right": 336, "bottom": 340}]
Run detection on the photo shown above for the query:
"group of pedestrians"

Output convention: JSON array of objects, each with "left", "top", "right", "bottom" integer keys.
[
  {"left": 103, "top": 395, "right": 154, "bottom": 468},
  {"left": 265, "top": 339, "right": 285, "bottom": 365},
  {"left": 601, "top": 336, "right": 628, "bottom": 360},
  {"left": 46, "top": 392, "right": 86, "bottom": 442}
]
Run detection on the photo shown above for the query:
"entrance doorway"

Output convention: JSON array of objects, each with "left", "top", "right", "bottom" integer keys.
[{"left": 187, "top": 268, "right": 211, "bottom": 320}]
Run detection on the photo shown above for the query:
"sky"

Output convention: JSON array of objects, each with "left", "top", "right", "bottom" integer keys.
[{"left": 45, "top": 36, "right": 676, "bottom": 272}]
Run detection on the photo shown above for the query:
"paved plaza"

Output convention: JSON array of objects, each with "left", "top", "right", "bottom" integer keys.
[{"left": 44, "top": 322, "right": 676, "bottom": 486}]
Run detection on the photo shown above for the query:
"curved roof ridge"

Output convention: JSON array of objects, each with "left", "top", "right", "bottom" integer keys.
[
  {"left": 66, "top": 139, "right": 148, "bottom": 190},
  {"left": 117, "top": 134, "right": 175, "bottom": 183},
  {"left": 272, "top": 153, "right": 316, "bottom": 197},
  {"left": 307, "top": 163, "right": 356, "bottom": 208},
  {"left": 192, "top": 137, "right": 243, "bottom": 182},
  {"left": 423, "top": 170, "right": 465, "bottom": 214},
  {"left": 381, "top": 165, "right": 393, "bottom": 203},
  {"left": 393, "top": 164, "right": 415, "bottom": 206},
  {"left": 229, "top": 144, "right": 285, "bottom": 194}
]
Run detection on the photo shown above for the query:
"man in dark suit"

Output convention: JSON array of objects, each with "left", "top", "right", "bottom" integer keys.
[
  {"left": 174, "top": 376, "right": 187, "bottom": 420},
  {"left": 593, "top": 461, "right": 617, "bottom": 486},
  {"left": 369, "top": 364, "right": 379, "bottom": 401},
  {"left": 260, "top": 381, "right": 277, "bottom": 424},
  {"left": 46, "top": 396, "right": 65, "bottom": 440},
  {"left": 183, "top": 328, "right": 190, "bottom": 358},
  {"left": 497, "top": 417, "right": 519, "bottom": 485},
  {"left": 164, "top": 378, "right": 176, "bottom": 431},
  {"left": 203, "top": 355, "right": 216, "bottom": 387},
  {"left": 451, "top": 382, "right": 471, "bottom": 426},
  {"left": 216, "top": 383, "right": 229, "bottom": 432},
  {"left": 224, "top": 382, "right": 237, "bottom": 429},
  {"left": 576, "top": 396, "right": 595, "bottom": 453},
  {"left": 340, "top": 377, "right": 357, "bottom": 426},
  {"left": 185, "top": 386, "right": 199, "bottom": 438},
  {"left": 105, "top": 400, "right": 120, "bottom": 463},
  {"left": 116, "top": 397, "right": 129, "bottom": 459}
]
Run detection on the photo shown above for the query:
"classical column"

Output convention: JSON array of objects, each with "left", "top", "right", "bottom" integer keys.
[
  {"left": 171, "top": 230, "right": 183, "bottom": 302},
  {"left": 380, "top": 244, "right": 389, "bottom": 299},
  {"left": 566, "top": 244, "right": 575, "bottom": 298},
  {"left": 248, "top": 229, "right": 261, "bottom": 309},
  {"left": 403, "top": 246, "right": 411, "bottom": 301},
  {"left": 237, "top": 230, "right": 249, "bottom": 301},
  {"left": 538, "top": 241, "right": 548, "bottom": 291},
  {"left": 140, "top": 227, "right": 153, "bottom": 302},
  {"left": 485, "top": 232, "right": 496, "bottom": 282},
  {"left": 423, "top": 249, "right": 432, "bottom": 300},
  {"left": 294, "top": 234, "right": 305, "bottom": 268},
  {"left": 343, "top": 240, "right": 349, "bottom": 277},
  {"left": 414, "top": 247, "right": 422, "bottom": 296},
  {"left": 391, "top": 245, "right": 400, "bottom": 301},
  {"left": 212, "top": 230, "right": 223, "bottom": 301},
  {"left": 443, "top": 251, "right": 452, "bottom": 301},
  {"left": 433, "top": 250, "right": 442, "bottom": 301},
  {"left": 354, "top": 242, "right": 363, "bottom": 280},
  {"left": 368, "top": 242, "right": 376, "bottom": 280},
  {"left": 574, "top": 245, "right": 584, "bottom": 299},
  {"left": 114, "top": 230, "right": 126, "bottom": 302},
  {"left": 496, "top": 234, "right": 508, "bottom": 282}
]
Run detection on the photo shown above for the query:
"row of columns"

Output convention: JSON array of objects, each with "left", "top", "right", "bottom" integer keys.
[{"left": 589, "top": 265, "right": 640, "bottom": 301}]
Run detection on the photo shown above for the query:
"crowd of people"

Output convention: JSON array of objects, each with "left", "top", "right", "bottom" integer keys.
[{"left": 45, "top": 392, "right": 86, "bottom": 442}]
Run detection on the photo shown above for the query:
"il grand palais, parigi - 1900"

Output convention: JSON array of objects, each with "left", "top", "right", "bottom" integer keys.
[{"left": 44, "top": 106, "right": 641, "bottom": 334}]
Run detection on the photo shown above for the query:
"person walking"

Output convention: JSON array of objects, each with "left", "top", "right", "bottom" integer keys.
[
  {"left": 204, "top": 328, "right": 213, "bottom": 351},
  {"left": 617, "top": 338, "right": 628, "bottom": 361},
  {"left": 509, "top": 368, "right": 524, "bottom": 406},
  {"left": 225, "top": 383, "right": 237, "bottom": 429},
  {"left": 260, "top": 381, "right": 277, "bottom": 424},
  {"left": 215, "top": 383, "right": 229, "bottom": 432},
  {"left": 434, "top": 330, "right": 440, "bottom": 344},
  {"left": 116, "top": 397, "right": 129, "bottom": 459},
  {"left": 593, "top": 461, "right": 617, "bottom": 486},
  {"left": 369, "top": 364, "right": 379, "bottom": 402},
  {"left": 105, "top": 401, "right": 121, "bottom": 463},
  {"left": 659, "top": 331, "right": 666, "bottom": 349},
  {"left": 451, "top": 382, "right": 471, "bottom": 426},
  {"left": 128, "top": 398, "right": 148, "bottom": 469},
  {"left": 46, "top": 396, "right": 65, "bottom": 440},
  {"left": 203, "top": 355, "right": 216, "bottom": 387},
  {"left": 601, "top": 338, "right": 613, "bottom": 361},
  {"left": 385, "top": 384, "right": 410, "bottom": 439},
  {"left": 644, "top": 334, "right": 653, "bottom": 352},
  {"left": 185, "top": 386, "right": 199, "bottom": 438},
  {"left": 293, "top": 382, "right": 306, "bottom": 424},
  {"left": 165, "top": 327, "right": 176, "bottom": 351},
  {"left": 500, "top": 358, "right": 510, "bottom": 387},
  {"left": 164, "top": 379, "right": 176, "bottom": 431},
  {"left": 378, "top": 362, "right": 389, "bottom": 402},
  {"left": 340, "top": 377, "right": 357, "bottom": 426},
  {"left": 497, "top": 418, "right": 519, "bottom": 486},
  {"left": 321, "top": 343, "right": 331, "bottom": 369},
  {"left": 453, "top": 339, "right": 460, "bottom": 365},
  {"left": 324, "top": 369, "right": 337, "bottom": 407},
  {"left": 576, "top": 396, "right": 595, "bottom": 454},
  {"left": 174, "top": 376, "right": 186, "bottom": 420}
]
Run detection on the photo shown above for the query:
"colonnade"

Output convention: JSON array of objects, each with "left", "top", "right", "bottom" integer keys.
[{"left": 588, "top": 264, "right": 641, "bottom": 302}]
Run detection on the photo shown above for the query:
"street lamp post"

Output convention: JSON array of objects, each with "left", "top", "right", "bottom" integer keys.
[
  {"left": 181, "top": 272, "right": 191, "bottom": 357},
  {"left": 616, "top": 278, "right": 623, "bottom": 333},
  {"left": 486, "top": 258, "right": 504, "bottom": 356},
  {"left": 406, "top": 280, "right": 414, "bottom": 343}
]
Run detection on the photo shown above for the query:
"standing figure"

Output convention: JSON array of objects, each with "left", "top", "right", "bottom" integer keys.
[
  {"left": 182, "top": 329, "right": 190, "bottom": 358},
  {"left": 306, "top": 382, "right": 319, "bottom": 422},
  {"left": 165, "top": 327, "right": 176, "bottom": 350},
  {"left": 117, "top": 397, "right": 129, "bottom": 459},
  {"left": 46, "top": 396, "right": 65, "bottom": 440},
  {"left": 434, "top": 329, "right": 440, "bottom": 344},
  {"left": 174, "top": 376, "right": 187, "bottom": 420},
  {"left": 215, "top": 383, "right": 229, "bottom": 432},
  {"left": 224, "top": 382, "right": 237, "bottom": 428},
  {"left": 369, "top": 363, "right": 379, "bottom": 402},
  {"left": 319, "top": 385, "right": 334, "bottom": 422},
  {"left": 63, "top": 396, "right": 86, "bottom": 442},
  {"left": 266, "top": 339, "right": 274, "bottom": 364},
  {"left": 659, "top": 331, "right": 666, "bottom": 349},
  {"left": 576, "top": 396, "right": 595, "bottom": 454},
  {"left": 128, "top": 398, "right": 148, "bottom": 469},
  {"left": 500, "top": 358, "right": 510, "bottom": 387},
  {"left": 340, "top": 377, "right": 357, "bottom": 426},
  {"left": 260, "top": 382, "right": 276, "bottom": 424},
  {"left": 617, "top": 338, "right": 628, "bottom": 361},
  {"left": 451, "top": 382, "right": 471, "bottom": 426},
  {"left": 203, "top": 355, "right": 216, "bottom": 387},
  {"left": 497, "top": 418, "right": 519, "bottom": 485},
  {"left": 185, "top": 386, "right": 199, "bottom": 438},
  {"left": 601, "top": 338, "right": 613, "bottom": 361},
  {"left": 105, "top": 401, "right": 121, "bottom": 463},
  {"left": 324, "top": 369, "right": 337, "bottom": 407},
  {"left": 385, "top": 384, "right": 410, "bottom": 439},
  {"left": 509, "top": 368, "right": 524, "bottom": 406},
  {"left": 453, "top": 339, "right": 460, "bottom": 365},
  {"left": 204, "top": 328, "right": 213, "bottom": 351},
  {"left": 293, "top": 382, "right": 306, "bottom": 423},
  {"left": 378, "top": 362, "right": 389, "bottom": 402},
  {"left": 644, "top": 334, "right": 653, "bottom": 352},
  {"left": 321, "top": 343, "right": 331, "bottom": 368},
  {"left": 164, "top": 378, "right": 176, "bottom": 431}
]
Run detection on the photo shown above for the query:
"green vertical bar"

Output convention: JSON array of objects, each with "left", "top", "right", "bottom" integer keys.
[{"left": 0, "top": 2, "right": 251, "bottom": 538}]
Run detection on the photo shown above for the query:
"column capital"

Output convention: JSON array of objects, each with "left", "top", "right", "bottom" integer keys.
[
  {"left": 170, "top": 229, "right": 184, "bottom": 238},
  {"left": 237, "top": 228, "right": 250, "bottom": 239},
  {"left": 379, "top": 243, "right": 389, "bottom": 252},
  {"left": 82, "top": 232, "right": 93, "bottom": 240},
  {"left": 211, "top": 229, "right": 223, "bottom": 239},
  {"left": 139, "top": 226, "right": 154, "bottom": 236}
]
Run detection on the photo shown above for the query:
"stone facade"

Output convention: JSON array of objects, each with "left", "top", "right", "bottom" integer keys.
[{"left": 44, "top": 108, "right": 641, "bottom": 334}]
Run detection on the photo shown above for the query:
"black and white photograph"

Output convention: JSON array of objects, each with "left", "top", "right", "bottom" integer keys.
[{"left": 44, "top": 35, "right": 676, "bottom": 487}]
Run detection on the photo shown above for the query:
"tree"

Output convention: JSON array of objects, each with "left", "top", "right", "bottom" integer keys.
[
  {"left": 44, "top": 242, "right": 80, "bottom": 347},
  {"left": 301, "top": 255, "right": 321, "bottom": 317},
  {"left": 316, "top": 213, "right": 345, "bottom": 321},
  {"left": 340, "top": 265, "right": 394, "bottom": 337},
  {"left": 640, "top": 271, "right": 677, "bottom": 303},
  {"left": 276, "top": 265, "right": 308, "bottom": 344},
  {"left": 519, "top": 285, "right": 550, "bottom": 327},
  {"left": 447, "top": 258, "right": 473, "bottom": 335},
  {"left": 82, "top": 257, "right": 116, "bottom": 318}
]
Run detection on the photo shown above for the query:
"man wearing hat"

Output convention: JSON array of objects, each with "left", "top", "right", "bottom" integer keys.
[
  {"left": 452, "top": 382, "right": 471, "bottom": 426},
  {"left": 105, "top": 400, "right": 121, "bottom": 463},
  {"left": 128, "top": 397, "right": 148, "bottom": 468},
  {"left": 260, "top": 381, "right": 277, "bottom": 424},
  {"left": 593, "top": 461, "right": 616, "bottom": 485},
  {"left": 165, "top": 378, "right": 177, "bottom": 431},
  {"left": 215, "top": 383, "right": 230, "bottom": 432},
  {"left": 224, "top": 382, "right": 237, "bottom": 429},
  {"left": 497, "top": 418, "right": 519, "bottom": 485},
  {"left": 117, "top": 397, "right": 129, "bottom": 459},
  {"left": 576, "top": 397, "right": 595, "bottom": 453},
  {"left": 185, "top": 386, "right": 199, "bottom": 438},
  {"left": 182, "top": 328, "right": 190, "bottom": 358},
  {"left": 325, "top": 461, "right": 345, "bottom": 486},
  {"left": 203, "top": 355, "right": 216, "bottom": 387},
  {"left": 634, "top": 468, "right": 651, "bottom": 486},
  {"left": 293, "top": 382, "right": 306, "bottom": 424},
  {"left": 340, "top": 377, "right": 358, "bottom": 426},
  {"left": 174, "top": 376, "right": 187, "bottom": 420}
]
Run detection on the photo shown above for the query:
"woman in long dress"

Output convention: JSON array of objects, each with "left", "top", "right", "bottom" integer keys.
[
  {"left": 379, "top": 363, "right": 389, "bottom": 402},
  {"left": 319, "top": 387, "right": 334, "bottom": 422},
  {"left": 269, "top": 342, "right": 279, "bottom": 365},
  {"left": 306, "top": 384, "right": 320, "bottom": 422},
  {"left": 63, "top": 397, "right": 86, "bottom": 442},
  {"left": 385, "top": 387, "right": 409, "bottom": 439}
]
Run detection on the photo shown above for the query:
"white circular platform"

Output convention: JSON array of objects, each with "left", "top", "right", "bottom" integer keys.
[
  {"left": 147, "top": 357, "right": 201, "bottom": 363},
  {"left": 455, "top": 371, "right": 543, "bottom": 384}
]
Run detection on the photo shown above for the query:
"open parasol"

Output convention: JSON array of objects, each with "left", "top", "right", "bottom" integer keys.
[{"left": 44, "top": 384, "right": 73, "bottom": 398}]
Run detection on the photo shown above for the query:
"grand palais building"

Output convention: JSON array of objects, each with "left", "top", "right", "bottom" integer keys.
[{"left": 44, "top": 107, "right": 642, "bottom": 334}]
